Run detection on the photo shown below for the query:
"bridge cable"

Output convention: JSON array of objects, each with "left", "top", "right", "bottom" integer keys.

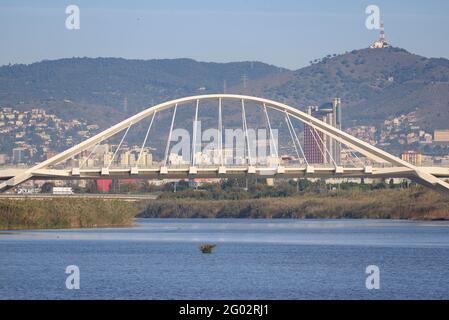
[
  {"left": 340, "top": 144, "right": 362, "bottom": 167},
  {"left": 136, "top": 111, "right": 157, "bottom": 167},
  {"left": 263, "top": 103, "right": 279, "bottom": 159},
  {"left": 287, "top": 114, "right": 309, "bottom": 166},
  {"left": 241, "top": 99, "right": 253, "bottom": 166},
  {"left": 348, "top": 148, "right": 365, "bottom": 166},
  {"left": 79, "top": 141, "right": 101, "bottom": 169},
  {"left": 164, "top": 104, "right": 178, "bottom": 166},
  {"left": 341, "top": 146, "right": 358, "bottom": 167},
  {"left": 191, "top": 100, "right": 199, "bottom": 167},
  {"left": 79, "top": 132, "right": 110, "bottom": 169},
  {"left": 284, "top": 115, "right": 301, "bottom": 162},
  {"left": 108, "top": 123, "right": 132, "bottom": 168},
  {"left": 285, "top": 111, "right": 309, "bottom": 167},
  {"left": 218, "top": 98, "right": 224, "bottom": 166},
  {"left": 337, "top": 139, "right": 364, "bottom": 167}
]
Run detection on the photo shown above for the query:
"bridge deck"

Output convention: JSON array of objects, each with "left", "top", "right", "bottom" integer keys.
[{"left": 2, "top": 165, "right": 448, "bottom": 181}]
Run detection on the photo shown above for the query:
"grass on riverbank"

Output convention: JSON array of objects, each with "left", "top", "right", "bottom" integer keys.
[
  {"left": 0, "top": 198, "right": 138, "bottom": 230},
  {"left": 2, "top": 187, "right": 448, "bottom": 231},
  {"left": 138, "top": 188, "right": 449, "bottom": 220}
]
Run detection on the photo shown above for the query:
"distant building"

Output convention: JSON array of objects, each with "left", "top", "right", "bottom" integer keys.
[
  {"left": 45, "top": 151, "right": 58, "bottom": 160},
  {"left": 120, "top": 151, "right": 131, "bottom": 166},
  {"left": 434, "top": 130, "right": 449, "bottom": 142},
  {"left": 0, "top": 154, "right": 9, "bottom": 165},
  {"left": 94, "top": 144, "right": 109, "bottom": 156},
  {"left": 98, "top": 178, "right": 142, "bottom": 192},
  {"left": 103, "top": 152, "right": 113, "bottom": 167},
  {"left": 168, "top": 153, "right": 186, "bottom": 165},
  {"left": 304, "top": 98, "right": 342, "bottom": 164},
  {"left": 97, "top": 179, "right": 112, "bottom": 192},
  {"left": 304, "top": 121, "right": 324, "bottom": 164},
  {"left": 401, "top": 151, "right": 422, "bottom": 166},
  {"left": 12, "top": 147, "right": 29, "bottom": 164}
]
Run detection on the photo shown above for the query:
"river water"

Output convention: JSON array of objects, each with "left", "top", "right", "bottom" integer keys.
[{"left": 1, "top": 218, "right": 449, "bottom": 299}]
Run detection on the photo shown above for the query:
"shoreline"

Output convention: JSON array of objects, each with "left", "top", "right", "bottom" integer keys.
[
  {"left": 132, "top": 215, "right": 449, "bottom": 222},
  {"left": 135, "top": 216, "right": 449, "bottom": 221},
  {"left": 1, "top": 188, "right": 448, "bottom": 230},
  {"left": 2, "top": 215, "right": 449, "bottom": 232},
  {"left": 2, "top": 215, "right": 448, "bottom": 232}
]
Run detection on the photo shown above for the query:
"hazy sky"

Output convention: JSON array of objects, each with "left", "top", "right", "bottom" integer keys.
[{"left": 1, "top": 0, "right": 448, "bottom": 69}]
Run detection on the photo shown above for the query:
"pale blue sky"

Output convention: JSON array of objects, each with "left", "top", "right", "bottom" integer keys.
[{"left": 0, "top": 0, "right": 448, "bottom": 69}]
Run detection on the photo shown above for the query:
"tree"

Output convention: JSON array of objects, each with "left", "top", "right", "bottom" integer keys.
[
  {"left": 109, "top": 179, "right": 120, "bottom": 194},
  {"left": 389, "top": 179, "right": 395, "bottom": 188},
  {"left": 86, "top": 180, "right": 98, "bottom": 193},
  {"left": 41, "top": 182, "right": 54, "bottom": 193}
]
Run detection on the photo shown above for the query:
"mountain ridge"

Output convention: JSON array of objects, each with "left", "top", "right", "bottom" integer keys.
[
  {"left": 1, "top": 48, "right": 448, "bottom": 131},
  {"left": 249, "top": 47, "right": 449, "bottom": 130}
]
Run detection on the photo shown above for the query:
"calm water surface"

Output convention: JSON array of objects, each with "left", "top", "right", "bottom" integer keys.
[{"left": 1, "top": 218, "right": 449, "bottom": 299}]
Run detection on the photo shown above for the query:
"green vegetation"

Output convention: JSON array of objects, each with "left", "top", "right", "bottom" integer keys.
[
  {"left": 0, "top": 198, "right": 138, "bottom": 230},
  {"left": 156, "top": 177, "right": 411, "bottom": 201},
  {"left": 139, "top": 187, "right": 449, "bottom": 220},
  {"left": 158, "top": 178, "right": 302, "bottom": 200},
  {"left": 2, "top": 179, "right": 448, "bottom": 231}
]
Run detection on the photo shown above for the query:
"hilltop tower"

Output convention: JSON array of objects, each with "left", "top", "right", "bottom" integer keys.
[
  {"left": 379, "top": 21, "right": 386, "bottom": 42},
  {"left": 370, "top": 21, "right": 390, "bottom": 49}
]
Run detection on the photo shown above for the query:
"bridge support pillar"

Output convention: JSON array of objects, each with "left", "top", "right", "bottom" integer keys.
[
  {"left": 189, "top": 167, "right": 198, "bottom": 175},
  {"left": 160, "top": 167, "right": 168, "bottom": 175}
]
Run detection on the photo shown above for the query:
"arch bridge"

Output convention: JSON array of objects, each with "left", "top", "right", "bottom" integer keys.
[{"left": 1, "top": 94, "right": 448, "bottom": 193}]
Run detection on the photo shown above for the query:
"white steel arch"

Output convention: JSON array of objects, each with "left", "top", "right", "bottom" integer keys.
[{"left": 1, "top": 94, "right": 449, "bottom": 193}]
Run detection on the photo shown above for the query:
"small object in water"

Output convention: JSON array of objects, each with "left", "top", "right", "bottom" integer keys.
[{"left": 199, "top": 244, "right": 216, "bottom": 254}]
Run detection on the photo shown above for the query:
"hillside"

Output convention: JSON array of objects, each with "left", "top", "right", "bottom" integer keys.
[
  {"left": 252, "top": 47, "right": 449, "bottom": 130},
  {"left": 1, "top": 48, "right": 449, "bottom": 132},
  {"left": 0, "top": 57, "right": 284, "bottom": 118}
]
